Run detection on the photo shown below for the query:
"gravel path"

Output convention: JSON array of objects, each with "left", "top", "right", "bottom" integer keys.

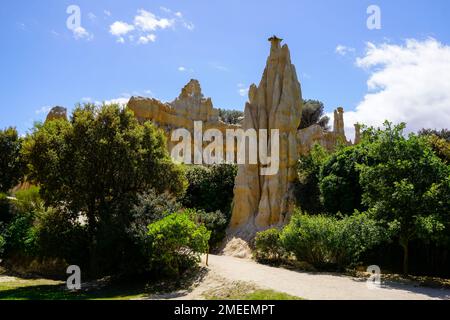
[{"left": 205, "top": 255, "right": 450, "bottom": 300}]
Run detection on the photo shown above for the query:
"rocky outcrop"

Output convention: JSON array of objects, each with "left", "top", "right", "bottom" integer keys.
[
  {"left": 229, "top": 36, "right": 302, "bottom": 235},
  {"left": 127, "top": 80, "right": 239, "bottom": 155},
  {"left": 297, "top": 107, "right": 351, "bottom": 155},
  {"left": 45, "top": 106, "right": 67, "bottom": 122}
]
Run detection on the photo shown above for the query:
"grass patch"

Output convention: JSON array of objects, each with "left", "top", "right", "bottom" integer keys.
[
  {"left": 203, "top": 280, "right": 302, "bottom": 300},
  {"left": 237, "top": 289, "right": 302, "bottom": 300},
  {"left": 0, "top": 276, "right": 153, "bottom": 300}
]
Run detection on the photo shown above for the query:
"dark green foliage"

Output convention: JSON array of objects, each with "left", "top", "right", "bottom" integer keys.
[
  {"left": 319, "top": 144, "right": 371, "bottom": 215},
  {"left": 359, "top": 122, "right": 450, "bottom": 274},
  {"left": 218, "top": 109, "right": 244, "bottom": 125},
  {"left": 189, "top": 209, "right": 228, "bottom": 247},
  {"left": 299, "top": 100, "right": 330, "bottom": 130},
  {"left": 124, "top": 190, "right": 181, "bottom": 274},
  {"left": 21, "top": 104, "right": 187, "bottom": 276},
  {"left": 280, "top": 211, "right": 385, "bottom": 269},
  {"left": 0, "top": 127, "right": 25, "bottom": 193},
  {"left": 147, "top": 211, "right": 210, "bottom": 276},
  {"left": 0, "top": 193, "right": 13, "bottom": 225},
  {"left": 295, "top": 144, "right": 328, "bottom": 214},
  {"left": 419, "top": 128, "right": 450, "bottom": 142},
  {"left": 181, "top": 164, "right": 237, "bottom": 219},
  {"left": 254, "top": 228, "right": 285, "bottom": 263}
]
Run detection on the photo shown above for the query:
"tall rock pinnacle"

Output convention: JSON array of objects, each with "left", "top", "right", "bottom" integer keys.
[{"left": 230, "top": 36, "right": 303, "bottom": 234}]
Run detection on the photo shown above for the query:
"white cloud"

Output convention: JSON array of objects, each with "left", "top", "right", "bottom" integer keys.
[
  {"left": 178, "top": 66, "right": 186, "bottom": 72},
  {"left": 344, "top": 38, "right": 450, "bottom": 140},
  {"left": 72, "top": 26, "right": 94, "bottom": 41},
  {"left": 109, "top": 21, "right": 135, "bottom": 36},
  {"left": 336, "top": 45, "right": 355, "bottom": 56},
  {"left": 137, "top": 34, "right": 156, "bottom": 44},
  {"left": 134, "top": 9, "right": 174, "bottom": 31},
  {"left": 109, "top": 8, "right": 193, "bottom": 44}
]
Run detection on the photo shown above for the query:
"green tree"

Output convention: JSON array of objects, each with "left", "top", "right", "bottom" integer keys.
[
  {"left": 319, "top": 143, "right": 371, "bottom": 215},
  {"left": 299, "top": 100, "right": 330, "bottom": 130},
  {"left": 359, "top": 122, "right": 450, "bottom": 275},
  {"left": 0, "top": 127, "right": 25, "bottom": 193},
  {"left": 22, "top": 104, "right": 187, "bottom": 275},
  {"left": 181, "top": 164, "right": 237, "bottom": 219},
  {"left": 218, "top": 109, "right": 244, "bottom": 125},
  {"left": 295, "top": 144, "right": 328, "bottom": 214}
]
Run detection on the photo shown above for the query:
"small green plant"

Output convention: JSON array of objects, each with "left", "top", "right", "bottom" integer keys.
[
  {"left": 189, "top": 209, "right": 228, "bottom": 247},
  {"left": 254, "top": 228, "right": 285, "bottom": 263},
  {"left": 280, "top": 210, "right": 385, "bottom": 269},
  {"left": 147, "top": 211, "right": 210, "bottom": 276}
]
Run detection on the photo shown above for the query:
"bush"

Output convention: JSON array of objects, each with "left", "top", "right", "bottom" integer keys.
[
  {"left": 181, "top": 164, "right": 237, "bottom": 219},
  {"left": 124, "top": 190, "right": 182, "bottom": 274},
  {"left": 280, "top": 211, "right": 385, "bottom": 269},
  {"left": 34, "top": 208, "right": 89, "bottom": 266},
  {"left": 254, "top": 228, "right": 285, "bottom": 263},
  {"left": 189, "top": 209, "right": 228, "bottom": 247},
  {"left": 147, "top": 211, "right": 210, "bottom": 277}
]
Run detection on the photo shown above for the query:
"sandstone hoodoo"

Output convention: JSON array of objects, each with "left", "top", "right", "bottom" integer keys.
[{"left": 229, "top": 36, "right": 303, "bottom": 235}]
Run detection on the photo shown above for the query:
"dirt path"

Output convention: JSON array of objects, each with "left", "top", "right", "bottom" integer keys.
[{"left": 187, "top": 255, "right": 449, "bottom": 300}]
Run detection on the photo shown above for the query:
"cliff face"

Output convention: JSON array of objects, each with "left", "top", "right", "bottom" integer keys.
[{"left": 229, "top": 37, "right": 303, "bottom": 234}]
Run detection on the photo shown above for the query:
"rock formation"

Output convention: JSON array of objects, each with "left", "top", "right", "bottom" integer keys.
[
  {"left": 45, "top": 106, "right": 67, "bottom": 122},
  {"left": 128, "top": 79, "right": 239, "bottom": 156},
  {"left": 44, "top": 37, "right": 359, "bottom": 243},
  {"left": 229, "top": 36, "right": 303, "bottom": 234},
  {"left": 297, "top": 107, "right": 351, "bottom": 155}
]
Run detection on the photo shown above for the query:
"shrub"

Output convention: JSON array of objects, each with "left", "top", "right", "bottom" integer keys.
[
  {"left": 189, "top": 209, "right": 228, "bottom": 247},
  {"left": 334, "top": 212, "right": 387, "bottom": 267},
  {"left": 124, "top": 190, "right": 182, "bottom": 274},
  {"left": 4, "top": 210, "right": 39, "bottom": 258},
  {"left": 34, "top": 208, "right": 89, "bottom": 266},
  {"left": 280, "top": 211, "right": 385, "bottom": 269},
  {"left": 147, "top": 211, "right": 210, "bottom": 276},
  {"left": 254, "top": 228, "right": 285, "bottom": 263}
]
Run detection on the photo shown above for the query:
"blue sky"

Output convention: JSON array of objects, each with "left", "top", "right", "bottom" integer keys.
[{"left": 1, "top": 0, "right": 450, "bottom": 137}]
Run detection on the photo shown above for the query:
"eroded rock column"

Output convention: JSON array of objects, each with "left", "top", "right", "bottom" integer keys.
[{"left": 229, "top": 36, "right": 303, "bottom": 234}]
